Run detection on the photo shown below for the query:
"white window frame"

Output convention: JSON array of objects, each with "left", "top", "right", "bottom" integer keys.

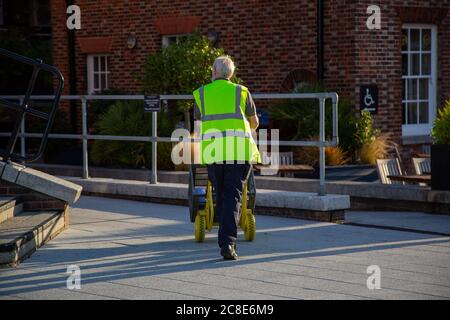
[
  {"left": 0, "top": 0, "right": 4, "bottom": 25},
  {"left": 87, "top": 55, "right": 110, "bottom": 94},
  {"left": 162, "top": 34, "right": 190, "bottom": 47},
  {"left": 30, "top": 0, "right": 51, "bottom": 27},
  {"left": 401, "top": 24, "right": 437, "bottom": 137}
]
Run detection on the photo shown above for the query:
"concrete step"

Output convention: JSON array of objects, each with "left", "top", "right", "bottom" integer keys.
[
  {"left": 0, "top": 210, "right": 67, "bottom": 267},
  {"left": 0, "top": 197, "right": 23, "bottom": 224}
]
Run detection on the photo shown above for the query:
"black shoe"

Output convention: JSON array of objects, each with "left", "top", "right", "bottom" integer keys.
[{"left": 220, "top": 244, "right": 238, "bottom": 260}]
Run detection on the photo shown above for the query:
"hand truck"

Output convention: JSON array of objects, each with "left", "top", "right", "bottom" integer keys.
[{"left": 188, "top": 164, "right": 256, "bottom": 242}]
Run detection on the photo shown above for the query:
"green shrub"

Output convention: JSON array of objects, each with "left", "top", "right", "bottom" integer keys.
[
  {"left": 354, "top": 110, "right": 380, "bottom": 149},
  {"left": 295, "top": 144, "right": 349, "bottom": 167},
  {"left": 87, "top": 89, "right": 130, "bottom": 129},
  {"left": 267, "top": 85, "right": 323, "bottom": 141},
  {"left": 431, "top": 100, "right": 450, "bottom": 145},
  {"left": 90, "top": 100, "right": 179, "bottom": 169},
  {"left": 359, "top": 134, "right": 393, "bottom": 164},
  {"left": 267, "top": 85, "right": 358, "bottom": 159},
  {"left": 354, "top": 111, "right": 395, "bottom": 164}
]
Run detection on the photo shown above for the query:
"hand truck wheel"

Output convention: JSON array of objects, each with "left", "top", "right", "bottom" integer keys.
[
  {"left": 244, "top": 213, "right": 256, "bottom": 241},
  {"left": 194, "top": 213, "right": 206, "bottom": 242}
]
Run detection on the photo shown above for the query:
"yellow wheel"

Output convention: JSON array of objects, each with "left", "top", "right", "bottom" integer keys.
[
  {"left": 194, "top": 214, "right": 206, "bottom": 242},
  {"left": 244, "top": 213, "right": 256, "bottom": 241}
]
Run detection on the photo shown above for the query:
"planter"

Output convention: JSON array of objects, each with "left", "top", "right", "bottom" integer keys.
[
  {"left": 431, "top": 144, "right": 450, "bottom": 191},
  {"left": 295, "top": 164, "right": 378, "bottom": 182},
  {"left": 45, "top": 146, "right": 83, "bottom": 165}
]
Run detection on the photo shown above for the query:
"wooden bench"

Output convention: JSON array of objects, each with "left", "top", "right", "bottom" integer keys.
[
  {"left": 254, "top": 164, "right": 314, "bottom": 176},
  {"left": 387, "top": 174, "right": 431, "bottom": 185}
]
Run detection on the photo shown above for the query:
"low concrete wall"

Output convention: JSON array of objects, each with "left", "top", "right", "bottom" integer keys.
[
  {"left": 29, "top": 163, "right": 188, "bottom": 184},
  {"left": 253, "top": 177, "right": 450, "bottom": 214},
  {"left": 66, "top": 177, "right": 350, "bottom": 222},
  {"left": 254, "top": 177, "right": 450, "bottom": 204}
]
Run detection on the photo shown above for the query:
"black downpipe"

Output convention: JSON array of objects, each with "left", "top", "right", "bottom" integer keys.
[
  {"left": 66, "top": 0, "right": 78, "bottom": 132},
  {"left": 317, "top": 0, "right": 324, "bottom": 84}
]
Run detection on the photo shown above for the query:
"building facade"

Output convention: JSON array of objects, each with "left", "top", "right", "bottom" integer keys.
[{"left": 49, "top": 0, "right": 449, "bottom": 160}]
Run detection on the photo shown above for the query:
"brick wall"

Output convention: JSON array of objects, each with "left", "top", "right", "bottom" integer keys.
[
  {"left": 324, "top": 0, "right": 357, "bottom": 103},
  {"left": 51, "top": 0, "right": 318, "bottom": 95},
  {"left": 0, "top": 180, "right": 66, "bottom": 211},
  {"left": 439, "top": 6, "right": 450, "bottom": 104}
]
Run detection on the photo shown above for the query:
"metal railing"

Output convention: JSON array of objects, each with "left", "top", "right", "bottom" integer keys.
[
  {"left": 0, "top": 48, "right": 64, "bottom": 162},
  {"left": 0, "top": 93, "right": 338, "bottom": 195}
]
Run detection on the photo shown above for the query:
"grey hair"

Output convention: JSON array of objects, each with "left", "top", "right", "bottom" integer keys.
[{"left": 212, "top": 56, "right": 235, "bottom": 80}]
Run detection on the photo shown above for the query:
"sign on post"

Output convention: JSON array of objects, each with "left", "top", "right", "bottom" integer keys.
[
  {"left": 144, "top": 95, "right": 161, "bottom": 112},
  {"left": 360, "top": 85, "right": 378, "bottom": 114}
]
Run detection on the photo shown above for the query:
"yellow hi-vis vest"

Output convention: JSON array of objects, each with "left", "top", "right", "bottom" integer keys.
[{"left": 193, "top": 80, "right": 261, "bottom": 165}]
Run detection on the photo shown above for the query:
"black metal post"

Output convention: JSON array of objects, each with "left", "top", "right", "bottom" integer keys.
[{"left": 317, "top": 0, "right": 325, "bottom": 84}]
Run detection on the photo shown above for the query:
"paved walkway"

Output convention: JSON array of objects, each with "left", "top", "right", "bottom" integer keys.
[
  {"left": 346, "top": 211, "right": 450, "bottom": 235},
  {"left": 1, "top": 196, "right": 449, "bottom": 300}
]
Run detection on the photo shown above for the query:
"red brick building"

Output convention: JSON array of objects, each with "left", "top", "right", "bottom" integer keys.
[{"left": 49, "top": 0, "right": 449, "bottom": 159}]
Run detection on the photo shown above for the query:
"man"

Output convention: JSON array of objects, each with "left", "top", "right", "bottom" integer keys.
[{"left": 193, "top": 56, "right": 260, "bottom": 260}]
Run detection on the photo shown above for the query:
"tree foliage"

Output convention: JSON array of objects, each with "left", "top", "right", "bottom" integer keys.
[
  {"left": 0, "top": 27, "right": 53, "bottom": 95},
  {"left": 141, "top": 34, "right": 240, "bottom": 129},
  {"left": 432, "top": 99, "right": 450, "bottom": 145}
]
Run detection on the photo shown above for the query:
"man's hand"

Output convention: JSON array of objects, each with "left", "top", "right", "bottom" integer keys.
[{"left": 248, "top": 115, "right": 259, "bottom": 130}]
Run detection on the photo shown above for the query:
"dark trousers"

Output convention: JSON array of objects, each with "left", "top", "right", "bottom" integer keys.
[{"left": 207, "top": 163, "right": 251, "bottom": 248}]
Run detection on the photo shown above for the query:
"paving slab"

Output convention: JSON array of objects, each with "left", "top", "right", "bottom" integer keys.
[{"left": 0, "top": 196, "right": 449, "bottom": 300}]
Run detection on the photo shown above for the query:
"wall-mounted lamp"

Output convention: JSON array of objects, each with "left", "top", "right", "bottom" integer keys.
[
  {"left": 127, "top": 34, "right": 137, "bottom": 49},
  {"left": 207, "top": 30, "right": 220, "bottom": 47}
]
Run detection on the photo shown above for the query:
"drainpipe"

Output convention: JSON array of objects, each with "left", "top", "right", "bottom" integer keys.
[
  {"left": 317, "top": 0, "right": 325, "bottom": 84},
  {"left": 66, "top": 0, "right": 78, "bottom": 132}
]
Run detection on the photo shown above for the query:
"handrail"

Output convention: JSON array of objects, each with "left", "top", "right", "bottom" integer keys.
[
  {"left": 0, "top": 93, "right": 338, "bottom": 195},
  {"left": 0, "top": 48, "right": 64, "bottom": 163}
]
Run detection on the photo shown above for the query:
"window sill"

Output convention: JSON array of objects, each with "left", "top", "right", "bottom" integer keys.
[{"left": 401, "top": 134, "right": 432, "bottom": 145}]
